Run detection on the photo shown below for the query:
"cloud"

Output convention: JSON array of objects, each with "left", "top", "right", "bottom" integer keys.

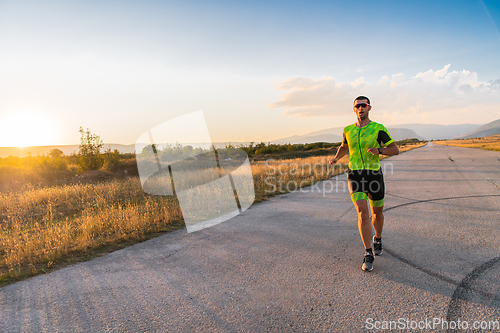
[
  {"left": 268, "top": 76, "right": 363, "bottom": 117},
  {"left": 269, "top": 65, "right": 500, "bottom": 124}
]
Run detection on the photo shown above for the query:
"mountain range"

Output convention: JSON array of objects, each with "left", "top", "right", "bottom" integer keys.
[
  {"left": 270, "top": 127, "right": 414, "bottom": 144},
  {"left": 271, "top": 126, "right": 428, "bottom": 144},
  {"left": 270, "top": 120, "right": 500, "bottom": 144},
  {"left": 458, "top": 119, "right": 500, "bottom": 138}
]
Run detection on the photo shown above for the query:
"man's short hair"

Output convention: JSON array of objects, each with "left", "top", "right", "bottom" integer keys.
[{"left": 354, "top": 96, "right": 370, "bottom": 105}]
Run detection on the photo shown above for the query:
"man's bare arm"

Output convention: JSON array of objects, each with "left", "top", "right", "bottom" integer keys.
[
  {"left": 367, "top": 142, "right": 399, "bottom": 156},
  {"left": 329, "top": 133, "right": 349, "bottom": 165}
]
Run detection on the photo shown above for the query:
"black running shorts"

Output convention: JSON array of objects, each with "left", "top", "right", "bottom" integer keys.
[{"left": 347, "top": 169, "right": 385, "bottom": 207}]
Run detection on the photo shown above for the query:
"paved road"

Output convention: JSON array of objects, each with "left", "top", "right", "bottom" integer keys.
[{"left": 1, "top": 142, "right": 500, "bottom": 332}]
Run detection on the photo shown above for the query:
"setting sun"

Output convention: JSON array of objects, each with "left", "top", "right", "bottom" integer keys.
[{"left": 0, "top": 111, "right": 59, "bottom": 147}]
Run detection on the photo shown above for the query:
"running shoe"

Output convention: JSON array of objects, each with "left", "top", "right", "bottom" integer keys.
[
  {"left": 362, "top": 254, "right": 374, "bottom": 271},
  {"left": 373, "top": 236, "right": 383, "bottom": 256}
]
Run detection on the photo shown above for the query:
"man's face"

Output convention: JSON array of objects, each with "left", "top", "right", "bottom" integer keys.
[{"left": 353, "top": 99, "right": 372, "bottom": 120}]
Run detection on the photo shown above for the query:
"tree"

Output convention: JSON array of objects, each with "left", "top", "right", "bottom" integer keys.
[
  {"left": 77, "top": 127, "right": 103, "bottom": 172},
  {"left": 49, "top": 148, "right": 64, "bottom": 159},
  {"left": 103, "top": 148, "right": 122, "bottom": 172}
]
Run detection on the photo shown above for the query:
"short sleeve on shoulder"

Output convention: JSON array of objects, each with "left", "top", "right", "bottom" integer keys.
[{"left": 377, "top": 126, "right": 394, "bottom": 146}]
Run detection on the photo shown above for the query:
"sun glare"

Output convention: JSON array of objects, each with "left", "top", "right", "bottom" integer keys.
[{"left": 0, "top": 111, "right": 59, "bottom": 148}]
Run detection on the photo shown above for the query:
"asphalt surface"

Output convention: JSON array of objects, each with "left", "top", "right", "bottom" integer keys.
[{"left": 1, "top": 142, "right": 500, "bottom": 332}]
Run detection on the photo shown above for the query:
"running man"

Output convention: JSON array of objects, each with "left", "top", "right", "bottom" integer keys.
[{"left": 329, "top": 96, "right": 399, "bottom": 271}]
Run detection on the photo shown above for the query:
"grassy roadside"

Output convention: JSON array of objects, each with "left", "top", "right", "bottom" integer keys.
[
  {"left": 0, "top": 179, "right": 184, "bottom": 285},
  {"left": 0, "top": 141, "right": 426, "bottom": 286},
  {"left": 433, "top": 134, "right": 500, "bottom": 151}
]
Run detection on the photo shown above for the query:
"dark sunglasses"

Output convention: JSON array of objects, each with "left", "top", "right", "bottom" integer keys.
[{"left": 354, "top": 103, "right": 369, "bottom": 109}]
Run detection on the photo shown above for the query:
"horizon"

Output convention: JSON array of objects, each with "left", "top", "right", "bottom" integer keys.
[
  {"left": 1, "top": 1, "right": 499, "bottom": 148},
  {"left": 0, "top": 120, "right": 493, "bottom": 154}
]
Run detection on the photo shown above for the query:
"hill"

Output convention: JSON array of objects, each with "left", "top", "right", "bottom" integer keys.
[
  {"left": 390, "top": 123, "right": 481, "bottom": 140},
  {"left": 460, "top": 119, "right": 500, "bottom": 138}
]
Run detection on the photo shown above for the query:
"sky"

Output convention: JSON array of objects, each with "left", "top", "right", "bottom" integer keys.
[{"left": 0, "top": 0, "right": 499, "bottom": 147}]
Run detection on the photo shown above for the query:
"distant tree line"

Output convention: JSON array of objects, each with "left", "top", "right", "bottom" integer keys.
[
  {"left": 140, "top": 143, "right": 207, "bottom": 161},
  {"left": 394, "top": 138, "right": 423, "bottom": 146},
  {"left": 229, "top": 141, "right": 341, "bottom": 157}
]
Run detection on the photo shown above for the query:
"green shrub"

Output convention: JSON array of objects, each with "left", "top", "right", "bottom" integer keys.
[{"left": 76, "top": 127, "right": 103, "bottom": 172}]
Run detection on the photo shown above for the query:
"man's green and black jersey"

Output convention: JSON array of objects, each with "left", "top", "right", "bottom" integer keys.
[{"left": 343, "top": 121, "right": 394, "bottom": 171}]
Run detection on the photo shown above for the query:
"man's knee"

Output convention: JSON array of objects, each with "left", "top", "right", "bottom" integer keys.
[
  {"left": 354, "top": 199, "right": 370, "bottom": 221},
  {"left": 357, "top": 209, "right": 370, "bottom": 224},
  {"left": 371, "top": 206, "right": 384, "bottom": 219}
]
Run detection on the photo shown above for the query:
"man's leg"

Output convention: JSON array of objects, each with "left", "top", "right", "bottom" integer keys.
[
  {"left": 348, "top": 171, "right": 376, "bottom": 271},
  {"left": 368, "top": 176, "right": 384, "bottom": 238},
  {"left": 353, "top": 198, "right": 372, "bottom": 250},
  {"left": 353, "top": 198, "right": 375, "bottom": 271},
  {"left": 371, "top": 205, "right": 384, "bottom": 239},
  {"left": 370, "top": 204, "right": 384, "bottom": 255}
]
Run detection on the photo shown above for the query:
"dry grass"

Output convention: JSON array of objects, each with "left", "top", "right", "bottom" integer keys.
[
  {"left": 434, "top": 135, "right": 500, "bottom": 151},
  {"left": 251, "top": 155, "right": 349, "bottom": 201},
  {"left": 397, "top": 142, "right": 428, "bottom": 152},
  {"left": 0, "top": 141, "right": 426, "bottom": 285},
  {"left": 0, "top": 178, "right": 182, "bottom": 284}
]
